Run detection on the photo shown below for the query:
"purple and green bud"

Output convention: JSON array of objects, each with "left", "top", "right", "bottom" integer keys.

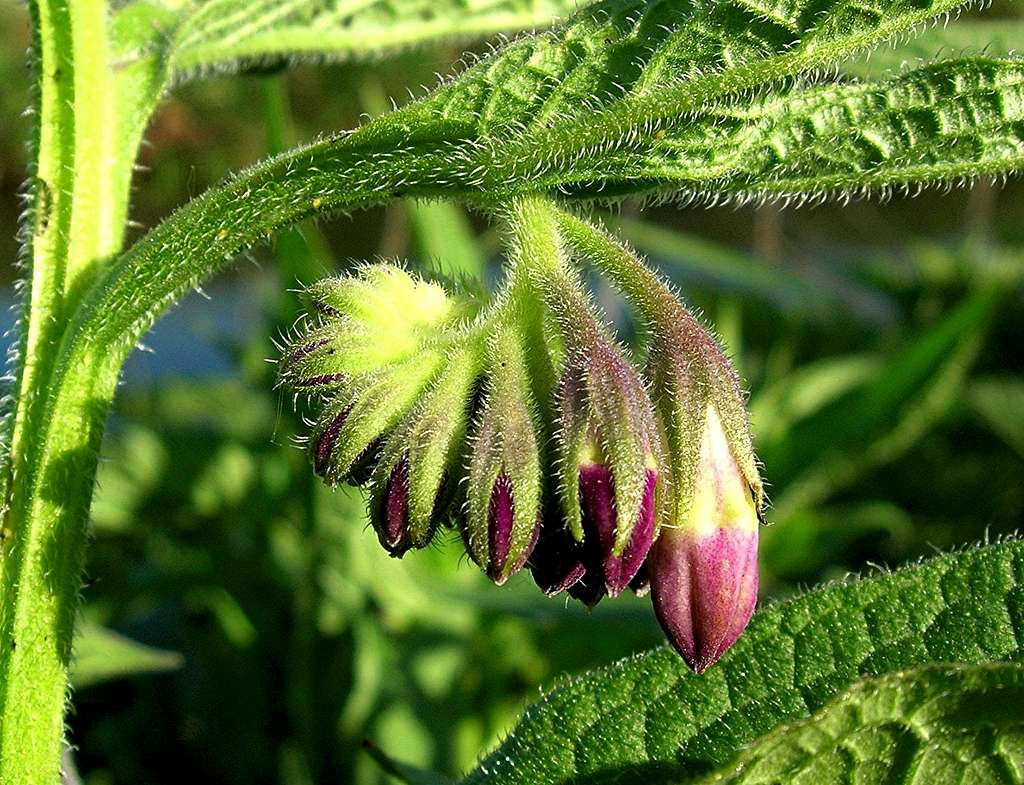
[
  {"left": 465, "top": 328, "right": 542, "bottom": 584},
  {"left": 638, "top": 294, "right": 763, "bottom": 671},
  {"left": 370, "top": 349, "right": 479, "bottom": 556},
  {"left": 310, "top": 351, "right": 445, "bottom": 485},
  {"left": 650, "top": 405, "right": 760, "bottom": 673},
  {"left": 550, "top": 214, "right": 766, "bottom": 666},
  {"left": 578, "top": 462, "right": 658, "bottom": 597},
  {"left": 555, "top": 339, "right": 666, "bottom": 598}
]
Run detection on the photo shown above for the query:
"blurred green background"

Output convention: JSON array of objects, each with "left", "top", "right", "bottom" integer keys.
[{"left": 2, "top": 4, "right": 1023, "bottom": 784}]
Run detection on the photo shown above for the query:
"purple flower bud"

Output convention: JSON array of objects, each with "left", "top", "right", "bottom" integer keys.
[
  {"left": 650, "top": 406, "right": 760, "bottom": 673},
  {"left": 313, "top": 407, "right": 349, "bottom": 477},
  {"left": 312, "top": 405, "right": 381, "bottom": 483},
  {"left": 567, "top": 572, "right": 606, "bottom": 608},
  {"left": 376, "top": 455, "right": 415, "bottom": 557},
  {"left": 578, "top": 463, "right": 657, "bottom": 597},
  {"left": 482, "top": 475, "right": 540, "bottom": 584},
  {"left": 465, "top": 328, "right": 544, "bottom": 585},
  {"left": 529, "top": 512, "right": 587, "bottom": 596},
  {"left": 553, "top": 340, "right": 666, "bottom": 600}
]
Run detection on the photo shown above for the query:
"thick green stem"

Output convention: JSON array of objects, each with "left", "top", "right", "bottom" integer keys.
[{"left": 0, "top": 2, "right": 131, "bottom": 780}]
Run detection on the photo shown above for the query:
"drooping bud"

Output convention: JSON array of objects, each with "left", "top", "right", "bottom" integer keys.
[
  {"left": 650, "top": 405, "right": 760, "bottom": 673},
  {"left": 369, "top": 348, "right": 479, "bottom": 556},
  {"left": 465, "top": 328, "right": 542, "bottom": 584},
  {"left": 555, "top": 338, "right": 665, "bottom": 598},
  {"left": 638, "top": 277, "right": 763, "bottom": 671},
  {"left": 555, "top": 216, "right": 765, "bottom": 667}
]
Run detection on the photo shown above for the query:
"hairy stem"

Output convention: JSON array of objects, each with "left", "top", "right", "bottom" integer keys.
[{"left": 0, "top": 2, "right": 133, "bottom": 780}]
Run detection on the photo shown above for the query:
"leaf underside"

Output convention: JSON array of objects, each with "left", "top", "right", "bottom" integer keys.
[{"left": 460, "top": 540, "right": 1024, "bottom": 785}]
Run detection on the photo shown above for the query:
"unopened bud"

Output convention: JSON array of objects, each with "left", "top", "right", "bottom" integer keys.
[
  {"left": 280, "top": 263, "right": 473, "bottom": 393},
  {"left": 555, "top": 339, "right": 665, "bottom": 597},
  {"left": 310, "top": 350, "right": 444, "bottom": 484},
  {"left": 376, "top": 455, "right": 415, "bottom": 556},
  {"left": 650, "top": 405, "right": 760, "bottom": 673},
  {"left": 465, "top": 328, "right": 542, "bottom": 584},
  {"left": 578, "top": 462, "right": 657, "bottom": 597},
  {"left": 370, "top": 349, "right": 479, "bottom": 555},
  {"left": 481, "top": 475, "right": 540, "bottom": 583}
]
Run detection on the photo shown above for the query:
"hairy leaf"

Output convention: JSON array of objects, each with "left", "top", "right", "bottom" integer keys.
[
  {"left": 108, "top": 0, "right": 593, "bottom": 238},
  {"left": 695, "top": 663, "right": 1024, "bottom": 785},
  {"left": 670, "top": 57, "right": 1024, "bottom": 201},
  {"left": 459, "top": 539, "right": 1024, "bottom": 785},
  {"left": 163, "top": 0, "right": 589, "bottom": 77}
]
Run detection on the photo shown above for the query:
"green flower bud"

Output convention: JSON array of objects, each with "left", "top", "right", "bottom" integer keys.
[
  {"left": 464, "top": 327, "right": 542, "bottom": 584},
  {"left": 305, "top": 263, "right": 458, "bottom": 330},
  {"left": 369, "top": 348, "right": 480, "bottom": 555},
  {"left": 279, "top": 263, "right": 471, "bottom": 392},
  {"left": 311, "top": 350, "right": 445, "bottom": 485}
]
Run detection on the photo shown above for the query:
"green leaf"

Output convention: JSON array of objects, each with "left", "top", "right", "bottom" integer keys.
[
  {"left": 70, "top": 623, "right": 183, "bottom": 690},
  {"left": 459, "top": 539, "right": 1024, "bottom": 785},
  {"left": 760, "top": 287, "right": 996, "bottom": 513},
  {"left": 970, "top": 377, "right": 1024, "bottom": 460},
  {"left": 749, "top": 354, "right": 882, "bottom": 448},
  {"left": 695, "top": 663, "right": 1024, "bottom": 785},
  {"left": 108, "top": 0, "right": 593, "bottom": 156},
  {"left": 680, "top": 57, "right": 1024, "bottom": 199},
  {"left": 156, "top": 0, "right": 592, "bottom": 79}
]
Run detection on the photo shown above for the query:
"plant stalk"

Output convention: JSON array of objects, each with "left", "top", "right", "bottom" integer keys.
[{"left": 0, "top": 2, "right": 129, "bottom": 781}]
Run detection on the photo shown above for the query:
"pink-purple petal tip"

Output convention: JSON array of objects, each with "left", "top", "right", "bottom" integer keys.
[
  {"left": 579, "top": 464, "right": 657, "bottom": 597},
  {"left": 486, "top": 476, "right": 538, "bottom": 585},
  {"left": 650, "top": 526, "right": 759, "bottom": 674}
]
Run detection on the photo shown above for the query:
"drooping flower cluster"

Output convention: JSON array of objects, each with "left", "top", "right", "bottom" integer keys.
[{"left": 278, "top": 219, "right": 765, "bottom": 673}]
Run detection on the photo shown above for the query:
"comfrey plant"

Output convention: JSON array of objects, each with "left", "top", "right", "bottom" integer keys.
[
  {"left": 278, "top": 201, "right": 765, "bottom": 672},
  {"left": 1, "top": 0, "right": 1023, "bottom": 783}
]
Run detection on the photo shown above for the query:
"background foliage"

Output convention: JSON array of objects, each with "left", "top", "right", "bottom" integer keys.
[{"left": 1, "top": 2, "right": 1023, "bottom": 784}]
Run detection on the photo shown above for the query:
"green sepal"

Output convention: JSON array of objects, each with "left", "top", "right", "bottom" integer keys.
[
  {"left": 282, "top": 263, "right": 471, "bottom": 392},
  {"left": 279, "top": 320, "right": 421, "bottom": 392},
  {"left": 466, "top": 326, "right": 543, "bottom": 582},
  {"left": 554, "top": 363, "right": 589, "bottom": 542},
  {"left": 313, "top": 350, "right": 445, "bottom": 485},
  {"left": 305, "top": 263, "right": 456, "bottom": 329},
  {"left": 371, "top": 344, "right": 482, "bottom": 547}
]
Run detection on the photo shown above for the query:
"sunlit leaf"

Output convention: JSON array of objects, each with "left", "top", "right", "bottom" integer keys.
[
  {"left": 460, "top": 540, "right": 1024, "bottom": 785},
  {"left": 695, "top": 663, "right": 1024, "bottom": 785}
]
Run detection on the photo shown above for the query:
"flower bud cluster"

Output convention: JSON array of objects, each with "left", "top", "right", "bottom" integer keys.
[{"left": 279, "top": 231, "right": 765, "bottom": 673}]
